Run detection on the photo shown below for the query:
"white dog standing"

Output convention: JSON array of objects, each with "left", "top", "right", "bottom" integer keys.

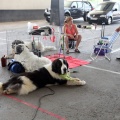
[{"left": 14, "top": 44, "right": 51, "bottom": 72}]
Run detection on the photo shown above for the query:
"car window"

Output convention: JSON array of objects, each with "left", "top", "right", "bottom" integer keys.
[
  {"left": 78, "top": 2, "right": 84, "bottom": 8},
  {"left": 71, "top": 2, "right": 78, "bottom": 8},
  {"left": 84, "top": 2, "right": 92, "bottom": 9},
  {"left": 113, "top": 3, "right": 120, "bottom": 11},
  {"left": 95, "top": 3, "right": 114, "bottom": 11},
  {"left": 64, "top": 1, "right": 72, "bottom": 7},
  {"left": 118, "top": 3, "right": 120, "bottom": 11}
]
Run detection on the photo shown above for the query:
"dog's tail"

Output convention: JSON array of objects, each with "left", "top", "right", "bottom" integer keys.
[
  {"left": 44, "top": 46, "right": 56, "bottom": 52},
  {"left": 0, "top": 82, "right": 3, "bottom": 94}
]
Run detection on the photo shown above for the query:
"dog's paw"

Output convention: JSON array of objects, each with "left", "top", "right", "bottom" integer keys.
[
  {"left": 72, "top": 78, "right": 86, "bottom": 85},
  {"left": 74, "top": 79, "right": 86, "bottom": 86},
  {"left": 67, "top": 78, "right": 86, "bottom": 86},
  {"left": 3, "top": 89, "right": 11, "bottom": 94},
  {"left": 3, "top": 89, "right": 17, "bottom": 95},
  {"left": 79, "top": 80, "right": 86, "bottom": 85}
]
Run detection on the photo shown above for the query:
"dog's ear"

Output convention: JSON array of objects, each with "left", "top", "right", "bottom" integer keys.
[
  {"left": 52, "top": 59, "right": 62, "bottom": 74},
  {"left": 12, "top": 40, "right": 24, "bottom": 49},
  {"left": 63, "top": 59, "right": 69, "bottom": 69},
  {"left": 52, "top": 59, "right": 58, "bottom": 72}
]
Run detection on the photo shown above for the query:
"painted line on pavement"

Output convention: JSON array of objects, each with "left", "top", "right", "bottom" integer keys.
[
  {"left": 111, "top": 48, "right": 120, "bottom": 53},
  {"left": 4, "top": 95, "right": 66, "bottom": 120},
  {"left": 83, "top": 65, "right": 120, "bottom": 75}
]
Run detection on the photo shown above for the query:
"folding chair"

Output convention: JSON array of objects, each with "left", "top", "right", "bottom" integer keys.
[
  {"left": 59, "top": 35, "right": 76, "bottom": 55},
  {"left": 90, "top": 31, "right": 120, "bottom": 61}
]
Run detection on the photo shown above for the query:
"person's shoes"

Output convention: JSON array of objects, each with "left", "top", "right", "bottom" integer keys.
[
  {"left": 75, "top": 49, "right": 80, "bottom": 53},
  {"left": 66, "top": 50, "right": 69, "bottom": 54},
  {"left": 116, "top": 57, "right": 120, "bottom": 60}
]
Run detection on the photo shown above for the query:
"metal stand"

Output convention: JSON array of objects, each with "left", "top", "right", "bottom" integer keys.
[{"left": 59, "top": 33, "right": 65, "bottom": 59}]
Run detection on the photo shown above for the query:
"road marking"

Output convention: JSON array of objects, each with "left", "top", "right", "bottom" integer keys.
[
  {"left": 83, "top": 65, "right": 120, "bottom": 75},
  {"left": 111, "top": 48, "right": 120, "bottom": 53},
  {"left": 4, "top": 95, "right": 66, "bottom": 120}
]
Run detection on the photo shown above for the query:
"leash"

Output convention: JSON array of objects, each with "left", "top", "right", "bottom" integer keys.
[
  {"left": 31, "top": 87, "right": 55, "bottom": 120},
  {"left": 31, "top": 71, "right": 78, "bottom": 120},
  {"left": 9, "top": 73, "right": 55, "bottom": 120},
  {"left": 9, "top": 71, "right": 77, "bottom": 120}
]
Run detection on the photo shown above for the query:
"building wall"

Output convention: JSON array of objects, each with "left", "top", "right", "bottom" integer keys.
[{"left": 0, "top": 0, "right": 51, "bottom": 22}]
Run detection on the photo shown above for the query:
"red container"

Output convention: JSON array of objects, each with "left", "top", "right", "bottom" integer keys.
[{"left": 1, "top": 55, "right": 7, "bottom": 67}]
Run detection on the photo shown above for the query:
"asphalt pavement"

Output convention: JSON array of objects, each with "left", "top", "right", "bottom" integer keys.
[{"left": 0, "top": 19, "right": 120, "bottom": 120}]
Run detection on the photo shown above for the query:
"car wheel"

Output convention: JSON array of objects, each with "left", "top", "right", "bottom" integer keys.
[
  {"left": 106, "top": 17, "right": 112, "bottom": 25},
  {"left": 65, "top": 13, "right": 70, "bottom": 17}
]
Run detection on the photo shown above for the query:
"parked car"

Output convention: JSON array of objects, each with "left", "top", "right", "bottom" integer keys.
[
  {"left": 44, "top": 0, "right": 93, "bottom": 22},
  {"left": 87, "top": 1, "right": 120, "bottom": 25}
]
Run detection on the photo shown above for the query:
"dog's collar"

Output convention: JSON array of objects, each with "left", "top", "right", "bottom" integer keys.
[{"left": 26, "top": 46, "right": 29, "bottom": 49}]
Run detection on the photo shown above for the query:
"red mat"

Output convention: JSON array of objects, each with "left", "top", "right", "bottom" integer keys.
[{"left": 46, "top": 54, "right": 90, "bottom": 69}]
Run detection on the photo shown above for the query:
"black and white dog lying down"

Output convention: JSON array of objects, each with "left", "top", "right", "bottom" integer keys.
[
  {"left": 7, "top": 40, "right": 56, "bottom": 59},
  {"left": 0, "top": 58, "right": 86, "bottom": 95}
]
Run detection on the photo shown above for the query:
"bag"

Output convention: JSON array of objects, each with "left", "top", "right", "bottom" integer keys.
[
  {"left": 94, "top": 45, "right": 111, "bottom": 56},
  {"left": 8, "top": 59, "right": 25, "bottom": 73},
  {"left": 94, "top": 47, "right": 106, "bottom": 56}
]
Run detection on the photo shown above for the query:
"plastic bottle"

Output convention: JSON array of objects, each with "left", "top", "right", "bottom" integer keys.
[{"left": 1, "top": 55, "right": 7, "bottom": 67}]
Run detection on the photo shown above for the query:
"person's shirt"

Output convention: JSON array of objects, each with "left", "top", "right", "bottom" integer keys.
[{"left": 64, "top": 24, "right": 77, "bottom": 38}]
